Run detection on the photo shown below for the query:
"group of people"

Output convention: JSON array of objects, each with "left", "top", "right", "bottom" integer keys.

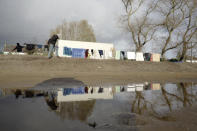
[{"left": 13, "top": 34, "right": 59, "bottom": 59}]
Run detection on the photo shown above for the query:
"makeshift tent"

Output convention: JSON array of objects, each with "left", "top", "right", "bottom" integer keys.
[
  {"left": 127, "top": 52, "right": 136, "bottom": 60},
  {"left": 57, "top": 87, "right": 113, "bottom": 102},
  {"left": 152, "top": 53, "right": 161, "bottom": 62},
  {"left": 136, "top": 52, "right": 144, "bottom": 61},
  {"left": 57, "top": 40, "right": 114, "bottom": 59}
]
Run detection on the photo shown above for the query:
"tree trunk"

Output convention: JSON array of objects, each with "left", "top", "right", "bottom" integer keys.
[
  {"left": 178, "top": 42, "right": 187, "bottom": 62},
  {"left": 136, "top": 46, "right": 142, "bottom": 52}
]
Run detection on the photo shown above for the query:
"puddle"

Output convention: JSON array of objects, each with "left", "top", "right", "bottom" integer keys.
[{"left": 0, "top": 78, "right": 197, "bottom": 131}]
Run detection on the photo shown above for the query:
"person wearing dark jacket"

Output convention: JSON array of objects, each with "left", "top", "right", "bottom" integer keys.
[
  {"left": 47, "top": 34, "right": 59, "bottom": 59},
  {"left": 12, "top": 43, "right": 24, "bottom": 52}
]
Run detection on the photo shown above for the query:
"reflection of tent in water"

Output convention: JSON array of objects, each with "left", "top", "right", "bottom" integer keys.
[
  {"left": 43, "top": 91, "right": 96, "bottom": 122},
  {"left": 57, "top": 87, "right": 113, "bottom": 102}
]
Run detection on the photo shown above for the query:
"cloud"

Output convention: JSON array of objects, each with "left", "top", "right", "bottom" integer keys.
[{"left": 0, "top": 0, "right": 129, "bottom": 50}]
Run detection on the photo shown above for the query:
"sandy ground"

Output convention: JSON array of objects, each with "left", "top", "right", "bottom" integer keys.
[
  {"left": 0, "top": 55, "right": 197, "bottom": 88},
  {"left": 1, "top": 55, "right": 197, "bottom": 131}
]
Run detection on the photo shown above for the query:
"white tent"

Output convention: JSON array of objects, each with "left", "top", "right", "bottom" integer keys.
[{"left": 56, "top": 40, "right": 114, "bottom": 59}]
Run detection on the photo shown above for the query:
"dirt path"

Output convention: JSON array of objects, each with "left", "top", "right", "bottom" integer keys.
[{"left": 0, "top": 55, "right": 197, "bottom": 88}]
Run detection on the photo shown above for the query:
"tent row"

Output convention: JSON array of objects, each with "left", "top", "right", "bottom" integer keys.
[
  {"left": 57, "top": 47, "right": 113, "bottom": 59},
  {"left": 115, "top": 51, "right": 161, "bottom": 62}
]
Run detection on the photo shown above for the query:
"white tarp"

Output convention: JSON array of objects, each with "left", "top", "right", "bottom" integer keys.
[
  {"left": 115, "top": 51, "right": 120, "bottom": 60},
  {"left": 186, "top": 60, "right": 197, "bottom": 63},
  {"left": 152, "top": 54, "right": 161, "bottom": 62},
  {"left": 127, "top": 52, "right": 136, "bottom": 60},
  {"left": 136, "top": 86, "right": 144, "bottom": 91},
  {"left": 3, "top": 52, "right": 9, "bottom": 55},
  {"left": 151, "top": 83, "right": 161, "bottom": 90},
  {"left": 127, "top": 87, "right": 136, "bottom": 92},
  {"left": 3, "top": 52, "right": 27, "bottom": 55},
  {"left": 136, "top": 52, "right": 144, "bottom": 61}
]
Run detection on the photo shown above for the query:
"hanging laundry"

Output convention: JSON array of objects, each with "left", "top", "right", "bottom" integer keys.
[
  {"left": 120, "top": 86, "right": 125, "bottom": 92},
  {"left": 120, "top": 51, "right": 127, "bottom": 60},
  {"left": 108, "top": 51, "right": 112, "bottom": 58},
  {"left": 144, "top": 53, "right": 151, "bottom": 61},
  {"left": 85, "top": 87, "right": 89, "bottom": 93},
  {"left": 127, "top": 52, "right": 136, "bottom": 60},
  {"left": 63, "top": 88, "right": 72, "bottom": 96},
  {"left": 72, "top": 48, "right": 85, "bottom": 58},
  {"left": 115, "top": 86, "right": 120, "bottom": 93},
  {"left": 151, "top": 83, "right": 161, "bottom": 90},
  {"left": 115, "top": 51, "right": 121, "bottom": 60},
  {"left": 152, "top": 53, "right": 161, "bottom": 62},
  {"left": 85, "top": 49, "right": 89, "bottom": 58},
  {"left": 91, "top": 88, "right": 93, "bottom": 94},
  {"left": 93, "top": 50, "right": 100, "bottom": 59},
  {"left": 91, "top": 49, "right": 94, "bottom": 55},
  {"left": 63, "top": 47, "right": 72, "bottom": 56},
  {"left": 136, "top": 52, "right": 144, "bottom": 61},
  {"left": 98, "top": 87, "right": 104, "bottom": 93},
  {"left": 98, "top": 50, "right": 104, "bottom": 58},
  {"left": 71, "top": 87, "right": 85, "bottom": 94}
]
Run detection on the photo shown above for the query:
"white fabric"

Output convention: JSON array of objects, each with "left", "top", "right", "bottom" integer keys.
[
  {"left": 127, "top": 87, "right": 136, "bottom": 92},
  {"left": 152, "top": 53, "right": 161, "bottom": 62},
  {"left": 127, "top": 52, "right": 136, "bottom": 60},
  {"left": 108, "top": 51, "right": 112, "bottom": 58},
  {"left": 151, "top": 83, "right": 161, "bottom": 90},
  {"left": 136, "top": 52, "right": 144, "bottom": 61},
  {"left": 136, "top": 86, "right": 143, "bottom": 91}
]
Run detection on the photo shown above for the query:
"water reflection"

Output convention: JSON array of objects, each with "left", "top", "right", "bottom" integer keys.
[
  {"left": 0, "top": 81, "right": 197, "bottom": 130},
  {"left": 128, "top": 82, "right": 197, "bottom": 121}
]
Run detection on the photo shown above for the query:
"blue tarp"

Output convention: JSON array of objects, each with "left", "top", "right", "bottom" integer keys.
[
  {"left": 72, "top": 48, "right": 85, "bottom": 58},
  {"left": 63, "top": 87, "right": 85, "bottom": 96},
  {"left": 37, "top": 45, "right": 43, "bottom": 49},
  {"left": 64, "top": 47, "right": 72, "bottom": 56},
  {"left": 71, "top": 87, "right": 85, "bottom": 94}
]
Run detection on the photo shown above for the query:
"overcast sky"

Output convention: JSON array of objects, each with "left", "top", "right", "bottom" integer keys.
[{"left": 0, "top": 0, "right": 132, "bottom": 50}]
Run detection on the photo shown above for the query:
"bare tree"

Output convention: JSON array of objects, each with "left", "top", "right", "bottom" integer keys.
[
  {"left": 176, "top": 0, "right": 197, "bottom": 61},
  {"left": 50, "top": 20, "right": 96, "bottom": 42},
  {"left": 157, "top": 0, "right": 197, "bottom": 60},
  {"left": 120, "top": 0, "right": 158, "bottom": 52}
]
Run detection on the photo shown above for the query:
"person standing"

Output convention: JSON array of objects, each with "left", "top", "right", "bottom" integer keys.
[
  {"left": 47, "top": 34, "right": 59, "bottom": 59},
  {"left": 12, "top": 43, "right": 24, "bottom": 52}
]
